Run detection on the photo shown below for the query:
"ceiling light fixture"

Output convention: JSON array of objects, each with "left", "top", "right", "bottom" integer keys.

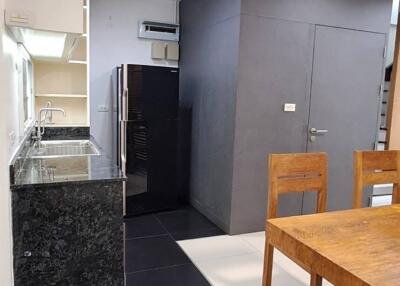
[
  {"left": 21, "top": 29, "right": 66, "bottom": 58},
  {"left": 68, "top": 60, "right": 87, "bottom": 64}
]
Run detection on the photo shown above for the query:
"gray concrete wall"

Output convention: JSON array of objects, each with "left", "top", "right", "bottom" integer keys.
[
  {"left": 179, "top": 0, "right": 241, "bottom": 232},
  {"left": 180, "top": 0, "right": 392, "bottom": 235},
  {"left": 230, "top": 16, "right": 315, "bottom": 234},
  {"left": 229, "top": 0, "right": 392, "bottom": 234},
  {"left": 241, "top": 0, "right": 392, "bottom": 34}
]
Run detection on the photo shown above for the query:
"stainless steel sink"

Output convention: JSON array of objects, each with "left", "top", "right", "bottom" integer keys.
[{"left": 29, "top": 140, "right": 100, "bottom": 158}]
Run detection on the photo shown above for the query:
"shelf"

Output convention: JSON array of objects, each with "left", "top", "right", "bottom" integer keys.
[
  {"left": 44, "top": 124, "right": 89, "bottom": 127},
  {"left": 36, "top": 93, "right": 87, "bottom": 98}
]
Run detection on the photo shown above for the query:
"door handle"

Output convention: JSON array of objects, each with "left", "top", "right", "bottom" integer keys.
[{"left": 309, "top": 128, "right": 328, "bottom": 135}]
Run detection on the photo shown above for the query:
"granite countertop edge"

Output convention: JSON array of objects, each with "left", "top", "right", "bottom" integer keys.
[{"left": 10, "top": 176, "right": 127, "bottom": 191}]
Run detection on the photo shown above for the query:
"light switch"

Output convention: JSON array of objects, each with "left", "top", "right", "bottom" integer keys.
[
  {"left": 166, "top": 43, "right": 179, "bottom": 61},
  {"left": 151, "top": 42, "right": 166, "bottom": 59},
  {"left": 284, "top": 103, "right": 296, "bottom": 112}
]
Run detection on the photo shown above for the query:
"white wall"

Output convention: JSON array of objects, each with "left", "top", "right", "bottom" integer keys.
[
  {"left": 387, "top": 0, "right": 400, "bottom": 67},
  {"left": 90, "top": 0, "right": 178, "bottom": 157},
  {"left": 0, "top": 0, "right": 20, "bottom": 283},
  {"left": 387, "top": 25, "right": 397, "bottom": 67},
  {"left": 391, "top": 0, "right": 399, "bottom": 25}
]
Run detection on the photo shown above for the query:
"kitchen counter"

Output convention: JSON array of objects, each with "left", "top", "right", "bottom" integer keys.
[
  {"left": 11, "top": 148, "right": 124, "bottom": 189},
  {"left": 10, "top": 128, "right": 125, "bottom": 286},
  {"left": 10, "top": 137, "right": 125, "bottom": 190}
]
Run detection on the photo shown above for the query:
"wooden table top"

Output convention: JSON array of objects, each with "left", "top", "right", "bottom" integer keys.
[{"left": 267, "top": 205, "right": 400, "bottom": 286}]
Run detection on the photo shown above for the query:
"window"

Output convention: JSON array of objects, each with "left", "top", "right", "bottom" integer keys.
[{"left": 19, "top": 44, "right": 34, "bottom": 128}]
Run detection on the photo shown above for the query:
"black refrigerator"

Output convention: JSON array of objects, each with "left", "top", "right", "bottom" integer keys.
[{"left": 114, "top": 64, "right": 179, "bottom": 217}]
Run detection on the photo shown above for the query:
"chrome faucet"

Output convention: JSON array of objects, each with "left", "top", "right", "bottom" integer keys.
[
  {"left": 44, "top": 101, "right": 54, "bottom": 124},
  {"left": 35, "top": 107, "right": 66, "bottom": 143}
]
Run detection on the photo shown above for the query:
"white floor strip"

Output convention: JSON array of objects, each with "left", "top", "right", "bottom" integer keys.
[{"left": 178, "top": 232, "right": 333, "bottom": 286}]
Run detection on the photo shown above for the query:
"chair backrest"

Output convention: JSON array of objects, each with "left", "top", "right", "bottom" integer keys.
[
  {"left": 267, "top": 153, "right": 328, "bottom": 219},
  {"left": 352, "top": 150, "right": 400, "bottom": 209}
]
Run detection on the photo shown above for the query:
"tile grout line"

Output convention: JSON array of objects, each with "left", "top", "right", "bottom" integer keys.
[
  {"left": 235, "top": 235, "right": 265, "bottom": 254},
  {"left": 173, "top": 226, "right": 225, "bottom": 241},
  {"left": 152, "top": 213, "right": 213, "bottom": 285},
  {"left": 125, "top": 262, "right": 193, "bottom": 275},
  {"left": 177, "top": 236, "right": 260, "bottom": 264},
  {"left": 125, "top": 233, "right": 169, "bottom": 241},
  {"left": 183, "top": 250, "right": 262, "bottom": 264},
  {"left": 152, "top": 213, "right": 176, "bottom": 241},
  {"left": 182, "top": 250, "right": 266, "bottom": 286},
  {"left": 152, "top": 213, "right": 211, "bottom": 279},
  {"left": 125, "top": 214, "right": 194, "bottom": 281},
  {"left": 181, "top": 237, "right": 265, "bottom": 286}
]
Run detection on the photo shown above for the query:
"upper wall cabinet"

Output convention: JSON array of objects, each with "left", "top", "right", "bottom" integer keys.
[
  {"left": 5, "top": 0, "right": 83, "bottom": 34},
  {"left": 5, "top": 0, "right": 85, "bottom": 61}
]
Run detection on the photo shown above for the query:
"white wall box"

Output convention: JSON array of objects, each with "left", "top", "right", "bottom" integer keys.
[
  {"left": 166, "top": 42, "right": 179, "bottom": 61},
  {"left": 151, "top": 42, "right": 166, "bottom": 59}
]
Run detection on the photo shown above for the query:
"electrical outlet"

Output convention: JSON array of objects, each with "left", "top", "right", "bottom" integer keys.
[
  {"left": 97, "top": 105, "right": 109, "bottom": 112},
  {"left": 283, "top": 103, "right": 296, "bottom": 112}
]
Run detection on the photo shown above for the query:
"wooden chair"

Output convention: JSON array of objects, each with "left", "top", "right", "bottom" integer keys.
[
  {"left": 352, "top": 150, "right": 400, "bottom": 209},
  {"left": 263, "top": 152, "right": 328, "bottom": 286}
]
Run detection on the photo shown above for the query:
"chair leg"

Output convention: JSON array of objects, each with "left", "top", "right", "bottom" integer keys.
[
  {"left": 310, "top": 272, "right": 322, "bottom": 286},
  {"left": 262, "top": 241, "right": 274, "bottom": 286}
]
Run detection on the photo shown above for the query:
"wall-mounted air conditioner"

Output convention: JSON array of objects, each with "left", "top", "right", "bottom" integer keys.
[{"left": 138, "top": 20, "right": 180, "bottom": 42}]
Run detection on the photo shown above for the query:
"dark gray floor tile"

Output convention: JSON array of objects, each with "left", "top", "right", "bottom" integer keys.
[
  {"left": 126, "top": 264, "right": 210, "bottom": 286},
  {"left": 171, "top": 227, "right": 225, "bottom": 241},
  {"left": 124, "top": 215, "right": 167, "bottom": 239},
  {"left": 155, "top": 207, "right": 223, "bottom": 237},
  {"left": 125, "top": 235, "right": 190, "bottom": 273}
]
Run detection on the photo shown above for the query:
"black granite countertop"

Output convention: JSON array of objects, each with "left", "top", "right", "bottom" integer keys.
[{"left": 10, "top": 130, "right": 126, "bottom": 190}]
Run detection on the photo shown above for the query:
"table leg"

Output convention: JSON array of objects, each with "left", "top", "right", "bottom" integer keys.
[
  {"left": 262, "top": 241, "right": 274, "bottom": 286},
  {"left": 310, "top": 273, "right": 322, "bottom": 286},
  {"left": 392, "top": 185, "right": 400, "bottom": 204}
]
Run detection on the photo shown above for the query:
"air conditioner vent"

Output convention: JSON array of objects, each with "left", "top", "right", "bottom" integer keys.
[{"left": 138, "top": 20, "right": 179, "bottom": 42}]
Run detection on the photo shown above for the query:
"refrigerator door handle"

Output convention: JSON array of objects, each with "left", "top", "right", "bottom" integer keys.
[
  {"left": 122, "top": 88, "right": 128, "bottom": 121},
  {"left": 122, "top": 64, "right": 129, "bottom": 122},
  {"left": 120, "top": 120, "right": 127, "bottom": 174}
]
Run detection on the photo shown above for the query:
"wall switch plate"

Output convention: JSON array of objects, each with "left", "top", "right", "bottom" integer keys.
[
  {"left": 97, "top": 105, "right": 109, "bottom": 112},
  {"left": 284, "top": 103, "right": 296, "bottom": 112}
]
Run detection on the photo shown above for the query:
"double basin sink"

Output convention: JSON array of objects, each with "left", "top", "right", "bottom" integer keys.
[{"left": 29, "top": 140, "right": 100, "bottom": 159}]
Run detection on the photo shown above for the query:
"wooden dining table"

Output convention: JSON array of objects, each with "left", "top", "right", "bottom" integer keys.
[{"left": 265, "top": 204, "right": 400, "bottom": 286}]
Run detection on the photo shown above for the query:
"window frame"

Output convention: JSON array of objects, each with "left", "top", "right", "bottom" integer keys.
[{"left": 18, "top": 44, "right": 35, "bottom": 131}]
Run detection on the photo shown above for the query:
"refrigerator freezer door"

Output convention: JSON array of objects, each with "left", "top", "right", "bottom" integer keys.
[{"left": 126, "top": 65, "right": 179, "bottom": 121}]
